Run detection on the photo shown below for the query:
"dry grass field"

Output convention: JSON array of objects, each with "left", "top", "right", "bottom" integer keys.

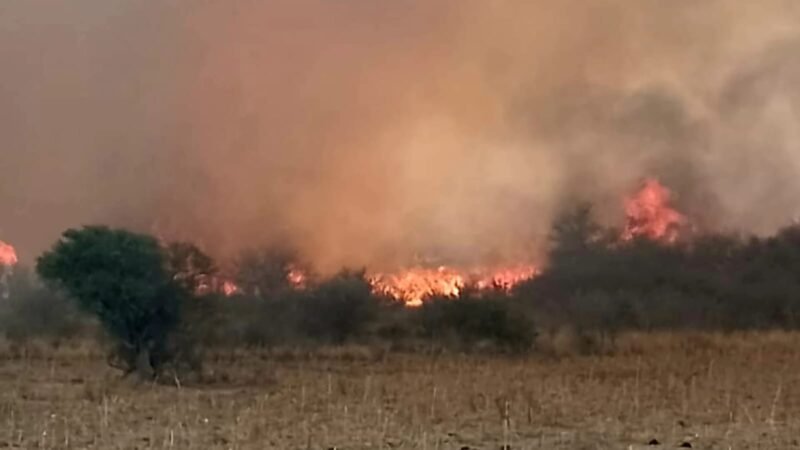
[{"left": 2, "top": 332, "right": 800, "bottom": 449}]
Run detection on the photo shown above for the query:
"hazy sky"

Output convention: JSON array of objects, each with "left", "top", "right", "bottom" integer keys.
[{"left": 2, "top": 1, "right": 800, "bottom": 270}]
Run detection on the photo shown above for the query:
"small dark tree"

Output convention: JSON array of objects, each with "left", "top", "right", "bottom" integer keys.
[
  {"left": 163, "top": 241, "right": 221, "bottom": 374},
  {"left": 235, "top": 247, "right": 302, "bottom": 297},
  {"left": 36, "top": 226, "right": 186, "bottom": 378},
  {"left": 297, "top": 269, "right": 377, "bottom": 343},
  {"left": 520, "top": 203, "right": 611, "bottom": 299},
  {"left": 165, "top": 241, "right": 220, "bottom": 294},
  {"left": 549, "top": 203, "right": 607, "bottom": 260}
]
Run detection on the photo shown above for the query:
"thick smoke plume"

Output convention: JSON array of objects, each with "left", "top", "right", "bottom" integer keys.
[{"left": 3, "top": 1, "right": 800, "bottom": 271}]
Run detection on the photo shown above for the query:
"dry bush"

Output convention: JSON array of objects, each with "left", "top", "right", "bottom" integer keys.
[
  {"left": 0, "top": 271, "right": 92, "bottom": 343},
  {"left": 415, "top": 294, "right": 536, "bottom": 353}
]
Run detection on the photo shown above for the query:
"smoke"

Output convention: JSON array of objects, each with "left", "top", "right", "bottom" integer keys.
[{"left": 3, "top": 0, "right": 800, "bottom": 271}]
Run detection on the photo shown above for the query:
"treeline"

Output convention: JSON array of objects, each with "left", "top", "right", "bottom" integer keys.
[
  {"left": 525, "top": 205, "right": 800, "bottom": 335},
  {"left": 3, "top": 206, "right": 800, "bottom": 378}
]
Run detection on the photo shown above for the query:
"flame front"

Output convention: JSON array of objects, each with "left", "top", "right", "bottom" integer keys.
[
  {"left": 622, "top": 178, "right": 684, "bottom": 243},
  {"left": 369, "top": 266, "right": 466, "bottom": 307},
  {"left": 369, "top": 265, "right": 538, "bottom": 307},
  {"left": 190, "top": 178, "right": 682, "bottom": 305}
]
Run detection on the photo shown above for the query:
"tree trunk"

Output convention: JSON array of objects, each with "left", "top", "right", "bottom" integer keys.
[{"left": 135, "top": 347, "right": 155, "bottom": 380}]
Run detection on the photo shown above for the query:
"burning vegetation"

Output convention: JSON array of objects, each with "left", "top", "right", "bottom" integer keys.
[
  {"left": 1, "top": 178, "right": 685, "bottom": 308},
  {"left": 622, "top": 179, "right": 685, "bottom": 243},
  {"left": 333, "top": 178, "right": 681, "bottom": 306},
  {"left": 368, "top": 265, "right": 539, "bottom": 307},
  {"left": 174, "top": 179, "right": 686, "bottom": 307},
  {"left": 4, "top": 175, "right": 800, "bottom": 372},
  {"left": 0, "top": 241, "right": 17, "bottom": 267}
]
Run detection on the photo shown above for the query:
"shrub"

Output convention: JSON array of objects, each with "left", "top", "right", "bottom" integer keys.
[
  {"left": 216, "top": 293, "right": 303, "bottom": 347},
  {"left": 417, "top": 294, "right": 536, "bottom": 352},
  {"left": 36, "top": 226, "right": 189, "bottom": 379},
  {"left": 295, "top": 269, "right": 379, "bottom": 344},
  {"left": 0, "top": 269, "right": 89, "bottom": 342},
  {"left": 234, "top": 247, "right": 306, "bottom": 298}
]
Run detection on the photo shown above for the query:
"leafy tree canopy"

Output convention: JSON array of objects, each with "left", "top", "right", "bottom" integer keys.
[{"left": 37, "top": 226, "right": 185, "bottom": 377}]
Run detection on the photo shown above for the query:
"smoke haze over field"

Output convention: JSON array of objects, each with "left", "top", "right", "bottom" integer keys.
[{"left": 2, "top": 1, "right": 800, "bottom": 270}]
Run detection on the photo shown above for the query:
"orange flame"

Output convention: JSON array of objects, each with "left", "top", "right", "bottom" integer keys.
[
  {"left": 0, "top": 241, "right": 18, "bottom": 266},
  {"left": 215, "top": 267, "right": 305, "bottom": 297},
  {"left": 221, "top": 280, "right": 239, "bottom": 296},
  {"left": 622, "top": 179, "right": 684, "bottom": 243},
  {"left": 369, "top": 265, "right": 538, "bottom": 306},
  {"left": 180, "top": 178, "right": 683, "bottom": 304},
  {"left": 473, "top": 265, "right": 540, "bottom": 291},
  {"left": 287, "top": 267, "right": 308, "bottom": 288},
  {"left": 370, "top": 266, "right": 466, "bottom": 307}
]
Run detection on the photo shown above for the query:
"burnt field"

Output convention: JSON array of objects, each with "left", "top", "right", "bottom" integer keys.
[{"left": 2, "top": 333, "right": 800, "bottom": 450}]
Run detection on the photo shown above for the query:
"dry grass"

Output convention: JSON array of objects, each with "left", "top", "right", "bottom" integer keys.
[{"left": 2, "top": 332, "right": 800, "bottom": 449}]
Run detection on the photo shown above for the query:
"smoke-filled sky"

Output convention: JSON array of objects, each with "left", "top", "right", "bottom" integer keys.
[{"left": 2, "top": 1, "right": 800, "bottom": 270}]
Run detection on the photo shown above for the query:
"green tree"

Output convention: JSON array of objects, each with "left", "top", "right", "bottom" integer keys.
[{"left": 37, "top": 226, "right": 186, "bottom": 378}]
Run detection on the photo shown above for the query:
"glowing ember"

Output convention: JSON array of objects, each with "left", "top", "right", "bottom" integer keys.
[
  {"left": 287, "top": 267, "right": 307, "bottom": 288},
  {"left": 474, "top": 265, "right": 540, "bottom": 291},
  {"left": 0, "top": 241, "right": 17, "bottom": 267},
  {"left": 222, "top": 280, "right": 239, "bottom": 296},
  {"left": 215, "top": 267, "right": 305, "bottom": 297},
  {"left": 622, "top": 178, "right": 684, "bottom": 243},
  {"left": 369, "top": 265, "right": 538, "bottom": 306}
]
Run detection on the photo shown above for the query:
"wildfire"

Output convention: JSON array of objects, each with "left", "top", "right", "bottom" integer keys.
[
  {"left": 215, "top": 178, "right": 683, "bottom": 306},
  {"left": 369, "top": 266, "right": 465, "bottom": 306},
  {"left": 0, "top": 240, "right": 17, "bottom": 267},
  {"left": 369, "top": 265, "right": 538, "bottom": 307},
  {"left": 622, "top": 178, "right": 684, "bottom": 243}
]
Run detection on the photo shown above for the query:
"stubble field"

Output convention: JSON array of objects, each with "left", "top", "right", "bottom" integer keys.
[{"left": 2, "top": 332, "right": 800, "bottom": 450}]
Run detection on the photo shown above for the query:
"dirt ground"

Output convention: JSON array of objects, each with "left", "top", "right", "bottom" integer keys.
[{"left": 2, "top": 332, "right": 800, "bottom": 449}]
